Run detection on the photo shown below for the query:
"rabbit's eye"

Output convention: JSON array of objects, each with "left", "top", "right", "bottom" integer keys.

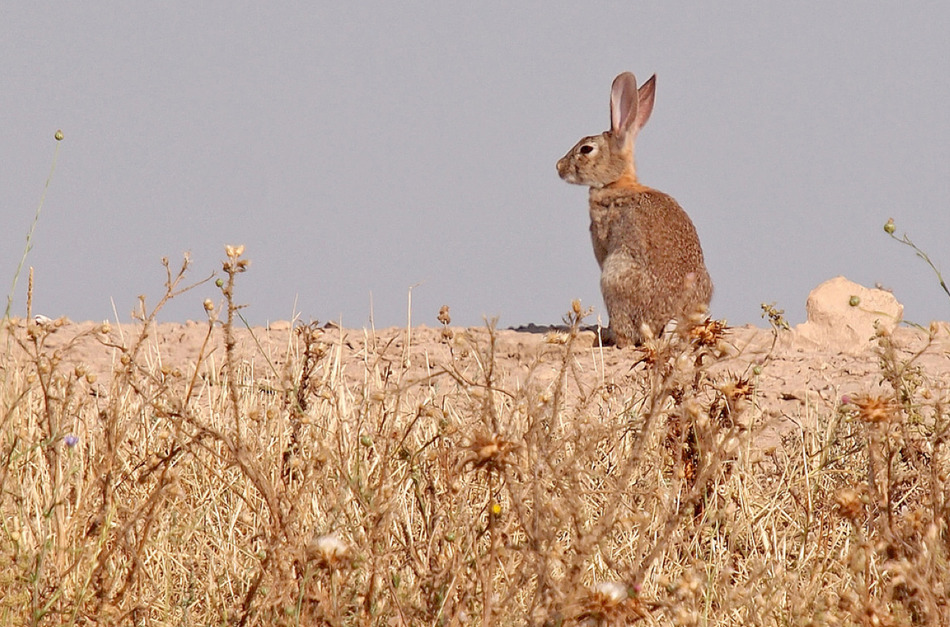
[{"left": 579, "top": 144, "right": 595, "bottom": 155}]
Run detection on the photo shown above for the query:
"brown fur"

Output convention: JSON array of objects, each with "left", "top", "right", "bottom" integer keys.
[{"left": 556, "top": 72, "right": 712, "bottom": 346}]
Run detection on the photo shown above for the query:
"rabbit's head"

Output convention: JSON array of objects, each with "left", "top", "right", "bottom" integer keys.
[{"left": 557, "top": 72, "right": 656, "bottom": 189}]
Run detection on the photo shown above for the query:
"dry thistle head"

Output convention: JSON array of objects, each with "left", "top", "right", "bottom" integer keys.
[
  {"left": 309, "top": 533, "right": 350, "bottom": 569},
  {"left": 438, "top": 305, "right": 453, "bottom": 340},
  {"left": 465, "top": 433, "right": 518, "bottom": 472},
  {"left": 835, "top": 487, "right": 865, "bottom": 522},
  {"left": 719, "top": 376, "right": 754, "bottom": 403},
  {"left": 689, "top": 318, "right": 728, "bottom": 347},
  {"left": 579, "top": 581, "right": 648, "bottom": 624},
  {"left": 438, "top": 305, "right": 451, "bottom": 326},
  {"left": 563, "top": 299, "right": 593, "bottom": 327},
  {"left": 591, "top": 581, "right": 629, "bottom": 604},
  {"left": 634, "top": 344, "right": 658, "bottom": 368},
  {"left": 850, "top": 394, "right": 899, "bottom": 424}
]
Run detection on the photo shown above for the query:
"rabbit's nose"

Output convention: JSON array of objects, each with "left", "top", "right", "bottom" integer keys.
[{"left": 556, "top": 156, "right": 574, "bottom": 182}]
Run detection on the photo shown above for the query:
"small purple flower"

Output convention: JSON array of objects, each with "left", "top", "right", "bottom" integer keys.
[
  {"left": 64, "top": 434, "right": 79, "bottom": 448},
  {"left": 841, "top": 394, "right": 851, "bottom": 406}
]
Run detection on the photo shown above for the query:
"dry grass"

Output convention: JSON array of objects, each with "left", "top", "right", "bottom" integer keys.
[{"left": 1, "top": 249, "right": 948, "bottom": 626}]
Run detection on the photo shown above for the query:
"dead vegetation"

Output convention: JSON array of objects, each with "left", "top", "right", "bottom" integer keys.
[{"left": 1, "top": 249, "right": 948, "bottom": 626}]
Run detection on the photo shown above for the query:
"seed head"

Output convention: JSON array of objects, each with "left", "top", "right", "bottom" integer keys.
[
  {"left": 581, "top": 581, "right": 648, "bottom": 623},
  {"left": 437, "top": 305, "right": 451, "bottom": 326},
  {"left": 310, "top": 533, "right": 350, "bottom": 568},
  {"left": 851, "top": 394, "right": 899, "bottom": 424},
  {"left": 466, "top": 433, "right": 518, "bottom": 471},
  {"left": 835, "top": 488, "right": 864, "bottom": 521},
  {"left": 720, "top": 377, "right": 754, "bottom": 403},
  {"left": 689, "top": 318, "right": 727, "bottom": 347},
  {"left": 591, "top": 581, "right": 629, "bottom": 604}
]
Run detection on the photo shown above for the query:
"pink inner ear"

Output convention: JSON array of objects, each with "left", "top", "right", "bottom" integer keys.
[
  {"left": 633, "top": 75, "right": 656, "bottom": 135},
  {"left": 610, "top": 73, "right": 640, "bottom": 138},
  {"left": 610, "top": 92, "right": 622, "bottom": 134}
]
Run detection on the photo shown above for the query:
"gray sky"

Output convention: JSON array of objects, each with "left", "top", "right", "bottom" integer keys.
[{"left": 3, "top": 3, "right": 949, "bottom": 329}]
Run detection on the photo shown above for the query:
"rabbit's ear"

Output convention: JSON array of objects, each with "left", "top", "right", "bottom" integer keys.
[
  {"left": 632, "top": 74, "right": 656, "bottom": 135},
  {"left": 610, "top": 72, "right": 640, "bottom": 138}
]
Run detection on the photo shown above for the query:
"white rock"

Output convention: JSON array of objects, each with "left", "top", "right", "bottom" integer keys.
[{"left": 794, "top": 276, "right": 903, "bottom": 354}]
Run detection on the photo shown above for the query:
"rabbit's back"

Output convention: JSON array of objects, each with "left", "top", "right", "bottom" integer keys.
[{"left": 590, "top": 186, "right": 711, "bottom": 342}]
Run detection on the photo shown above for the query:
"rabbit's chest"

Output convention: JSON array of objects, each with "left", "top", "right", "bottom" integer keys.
[{"left": 589, "top": 201, "right": 632, "bottom": 266}]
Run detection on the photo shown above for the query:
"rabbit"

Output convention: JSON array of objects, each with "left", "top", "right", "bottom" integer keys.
[{"left": 556, "top": 71, "right": 712, "bottom": 347}]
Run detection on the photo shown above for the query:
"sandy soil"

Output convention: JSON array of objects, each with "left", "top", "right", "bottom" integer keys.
[
  {"left": 8, "top": 310, "right": 950, "bottom": 446},
  {"left": 5, "top": 275, "right": 948, "bottom": 451}
]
